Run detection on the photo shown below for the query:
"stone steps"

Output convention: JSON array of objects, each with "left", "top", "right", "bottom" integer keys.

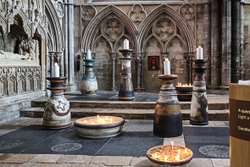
[
  {"left": 31, "top": 98, "right": 229, "bottom": 110},
  {"left": 22, "top": 92, "right": 229, "bottom": 121},
  {"left": 20, "top": 107, "right": 229, "bottom": 121}
]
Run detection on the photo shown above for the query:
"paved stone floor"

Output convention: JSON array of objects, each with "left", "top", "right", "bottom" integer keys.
[{"left": 0, "top": 117, "right": 230, "bottom": 167}]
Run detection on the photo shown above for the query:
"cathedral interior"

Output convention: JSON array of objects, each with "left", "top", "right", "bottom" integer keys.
[{"left": 0, "top": 0, "right": 249, "bottom": 166}]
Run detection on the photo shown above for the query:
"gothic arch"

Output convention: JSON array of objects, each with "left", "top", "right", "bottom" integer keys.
[
  {"left": 166, "top": 34, "right": 186, "bottom": 51},
  {"left": 0, "top": 15, "right": 7, "bottom": 34},
  {"left": 143, "top": 35, "right": 163, "bottom": 52},
  {"left": 82, "top": 5, "right": 137, "bottom": 52},
  {"left": 45, "top": 0, "right": 64, "bottom": 51},
  {"left": 138, "top": 4, "right": 195, "bottom": 53}
]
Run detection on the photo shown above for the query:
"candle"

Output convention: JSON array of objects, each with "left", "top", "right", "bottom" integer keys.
[
  {"left": 175, "top": 149, "right": 181, "bottom": 161},
  {"left": 123, "top": 39, "right": 129, "bottom": 49},
  {"left": 86, "top": 49, "right": 92, "bottom": 59},
  {"left": 196, "top": 46, "right": 203, "bottom": 59},
  {"left": 164, "top": 58, "right": 171, "bottom": 75},
  {"left": 54, "top": 63, "right": 60, "bottom": 77},
  {"left": 171, "top": 141, "right": 174, "bottom": 150}
]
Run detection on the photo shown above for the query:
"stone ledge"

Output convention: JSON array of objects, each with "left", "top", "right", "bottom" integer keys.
[{"left": 20, "top": 107, "right": 229, "bottom": 121}]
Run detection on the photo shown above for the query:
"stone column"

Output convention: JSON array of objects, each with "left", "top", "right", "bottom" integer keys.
[
  {"left": 210, "top": 0, "right": 220, "bottom": 88},
  {"left": 110, "top": 52, "right": 116, "bottom": 91},
  {"left": 184, "top": 52, "right": 194, "bottom": 84},
  {"left": 64, "top": 0, "right": 69, "bottom": 84},
  {"left": 231, "top": 0, "right": 244, "bottom": 82},
  {"left": 203, "top": 2, "right": 211, "bottom": 86},
  {"left": 240, "top": 1, "right": 244, "bottom": 79},
  {"left": 67, "top": 0, "right": 76, "bottom": 90},
  {"left": 135, "top": 52, "right": 145, "bottom": 91},
  {"left": 221, "top": 0, "right": 232, "bottom": 87}
]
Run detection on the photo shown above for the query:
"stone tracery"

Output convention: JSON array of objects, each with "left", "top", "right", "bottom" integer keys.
[
  {"left": 153, "top": 17, "right": 176, "bottom": 42},
  {"left": 102, "top": 17, "right": 124, "bottom": 42},
  {"left": 81, "top": 5, "right": 96, "bottom": 22},
  {"left": 179, "top": 4, "right": 195, "bottom": 21},
  {"left": 129, "top": 4, "right": 146, "bottom": 24}
]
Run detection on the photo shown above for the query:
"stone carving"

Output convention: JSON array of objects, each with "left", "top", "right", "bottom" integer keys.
[
  {"left": 129, "top": 4, "right": 146, "bottom": 23},
  {"left": 81, "top": 5, "right": 96, "bottom": 21},
  {"left": 0, "top": 66, "right": 41, "bottom": 98},
  {"left": 180, "top": 4, "right": 195, "bottom": 21},
  {"left": 0, "top": 0, "right": 43, "bottom": 38},
  {"left": 102, "top": 17, "right": 124, "bottom": 42},
  {"left": 53, "top": 0, "right": 64, "bottom": 19},
  {"left": 153, "top": 17, "right": 176, "bottom": 42},
  {"left": 0, "top": 50, "right": 25, "bottom": 60},
  {"left": 18, "top": 39, "right": 39, "bottom": 62}
]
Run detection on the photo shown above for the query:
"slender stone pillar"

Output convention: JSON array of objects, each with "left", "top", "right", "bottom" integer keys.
[
  {"left": 190, "top": 60, "right": 208, "bottom": 125},
  {"left": 110, "top": 52, "right": 117, "bottom": 91},
  {"left": 135, "top": 52, "right": 145, "bottom": 91},
  {"left": 210, "top": 0, "right": 220, "bottom": 88},
  {"left": 67, "top": 0, "right": 76, "bottom": 90},
  {"left": 203, "top": 2, "right": 211, "bottom": 86},
  {"left": 49, "top": 52, "right": 55, "bottom": 77},
  {"left": 184, "top": 52, "right": 194, "bottom": 84},
  {"left": 64, "top": 1, "right": 69, "bottom": 83},
  {"left": 221, "top": 0, "right": 232, "bottom": 86},
  {"left": 232, "top": 0, "right": 244, "bottom": 82}
]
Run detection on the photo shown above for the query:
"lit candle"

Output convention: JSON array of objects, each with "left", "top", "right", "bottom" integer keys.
[
  {"left": 171, "top": 141, "right": 174, "bottom": 150},
  {"left": 123, "top": 39, "right": 129, "bottom": 49},
  {"left": 54, "top": 63, "right": 60, "bottom": 77},
  {"left": 164, "top": 58, "right": 171, "bottom": 75},
  {"left": 86, "top": 49, "right": 92, "bottom": 59},
  {"left": 175, "top": 149, "right": 181, "bottom": 161},
  {"left": 196, "top": 46, "right": 203, "bottom": 59}
]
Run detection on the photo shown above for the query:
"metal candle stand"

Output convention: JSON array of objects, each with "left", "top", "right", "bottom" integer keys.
[
  {"left": 118, "top": 49, "right": 134, "bottom": 100},
  {"left": 154, "top": 74, "right": 183, "bottom": 137},
  {"left": 190, "top": 59, "right": 208, "bottom": 125},
  {"left": 43, "top": 51, "right": 71, "bottom": 129},
  {"left": 80, "top": 56, "right": 98, "bottom": 94}
]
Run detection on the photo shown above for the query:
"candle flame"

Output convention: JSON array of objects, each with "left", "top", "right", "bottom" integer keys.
[
  {"left": 171, "top": 141, "right": 174, "bottom": 150},
  {"left": 164, "top": 154, "right": 168, "bottom": 161},
  {"left": 175, "top": 149, "right": 181, "bottom": 161},
  {"left": 148, "top": 145, "right": 193, "bottom": 164},
  {"left": 177, "top": 82, "right": 192, "bottom": 87}
]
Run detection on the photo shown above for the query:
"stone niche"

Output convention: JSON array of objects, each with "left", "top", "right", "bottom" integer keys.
[
  {"left": 0, "top": 1, "right": 43, "bottom": 99},
  {"left": 0, "top": 19, "right": 40, "bottom": 67},
  {"left": 78, "top": 3, "right": 195, "bottom": 92}
]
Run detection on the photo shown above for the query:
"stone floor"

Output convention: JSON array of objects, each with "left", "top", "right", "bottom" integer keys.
[{"left": 0, "top": 117, "right": 230, "bottom": 167}]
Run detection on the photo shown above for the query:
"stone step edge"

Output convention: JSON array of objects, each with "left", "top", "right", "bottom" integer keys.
[
  {"left": 31, "top": 100, "right": 229, "bottom": 110},
  {"left": 20, "top": 107, "right": 229, "bottom": 121}
]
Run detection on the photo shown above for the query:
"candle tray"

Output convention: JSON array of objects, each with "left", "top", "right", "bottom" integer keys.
[
  {"left": 147, "top": 145, "right": 193, "bottom": 166},
  {"left": 74, "top": 116, "right": 125, "bottom": 139}
]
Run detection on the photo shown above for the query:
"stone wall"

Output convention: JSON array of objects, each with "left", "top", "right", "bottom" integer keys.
[
  {"left": 244, "top": 4, "right": 250, "bottom": 80},
  {"left": 0, "top": 0, "right": 47, "bottom": 122},
  {"left": 75, "top": 1, "right": 197, "bottom": 91}
]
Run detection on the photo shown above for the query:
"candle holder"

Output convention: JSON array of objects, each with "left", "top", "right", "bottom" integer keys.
[
  {"left": 190, "top": 59, "right": 208, "bottom": 125},
  {"left": 154, "top": 74, "right": 183, "bottom": 137},
  {"left": 118, "top": 49, "right": 134, "bottom": 100},
  {"left": 80, "top": 54, "right": 98, "bottom": 94},
  {"left": 43, "top": 77, "right": 71, "bottom": 129},
  {"left": 147, "top": 145, "right": 193, "bottom": 166},
  {"left": 74, "top": 115, "right": 125, "bottom": 139}
]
